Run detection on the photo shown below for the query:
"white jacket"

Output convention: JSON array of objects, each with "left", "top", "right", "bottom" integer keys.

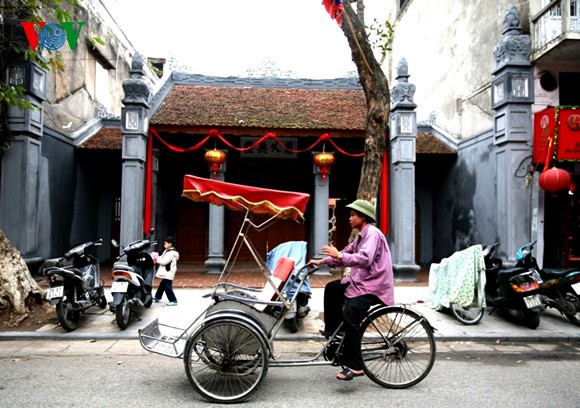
[{"left": 157, "top": 248, "right": 179, "bottom": 281}]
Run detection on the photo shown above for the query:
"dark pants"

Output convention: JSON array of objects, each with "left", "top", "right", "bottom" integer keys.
[
  {"left": 155, "top": 279, "right": 177, "bottom": 302},
  {"left": 324, "top": 279, "right": 381, "bottom": 371}
]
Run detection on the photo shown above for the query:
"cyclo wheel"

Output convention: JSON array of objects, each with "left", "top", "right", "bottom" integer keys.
[
  {"left": 450, "top": 303, "right": 485, "bottom": 325},
  {"left": 183, "top": 318, "right": 269, "bottom": 404},
  {"left": 360, "top": 306, "right": 436, "bottom": 389}
]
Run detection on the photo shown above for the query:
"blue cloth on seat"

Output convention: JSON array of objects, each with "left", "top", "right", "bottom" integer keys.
[{"left": 265, "top": 241, "right": 310, "bottom": 295}]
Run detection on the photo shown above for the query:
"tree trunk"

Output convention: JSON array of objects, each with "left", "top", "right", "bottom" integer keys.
[
  {"left": 339, "top": 1, "right": 390, "bottom": 204},
  {"left": 0, "top": 229, "right": 43, "bottom": 315}
]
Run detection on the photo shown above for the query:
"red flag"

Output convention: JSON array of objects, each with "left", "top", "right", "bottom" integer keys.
[{"left": 323, "top": 0, "right": 344, "bottom": 25}]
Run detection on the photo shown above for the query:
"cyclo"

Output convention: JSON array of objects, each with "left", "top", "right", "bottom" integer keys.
[{"left": 138, "top": 175, "right": 437, "bottom": 404}]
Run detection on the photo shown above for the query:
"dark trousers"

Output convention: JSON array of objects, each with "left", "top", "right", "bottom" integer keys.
[
  {"left": 324, "top": 279, "right": 381, "bottom": 371},
  {"left": 155, "top": 279, "right": 177, "bottom": 302}
]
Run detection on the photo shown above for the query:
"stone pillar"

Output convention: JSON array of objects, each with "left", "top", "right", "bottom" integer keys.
[
  {"left": 205, "top": 165, "right": 226, "bottom": 275},
  {"left": 389, "top": 58, "right": 420, "bottom": 281},
  {"left": 311, "top": 153, "right": 331, "bottom": 275},
  {"left": 491, "top": 5, "right": 534, "bottom": 262},
  {"left": 0, "top": 58, "right": 46, "bottom": 266},
  {"left": 120, "top": 54, "right": 150, "bottom": 246}
]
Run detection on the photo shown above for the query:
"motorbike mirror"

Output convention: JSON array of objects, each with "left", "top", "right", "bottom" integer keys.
[
  {"left": 147, "top": 228, "right": 155, "bottom": 239},
  {"left": 111, "top": 239, "right": 119, "bottom": 248}
]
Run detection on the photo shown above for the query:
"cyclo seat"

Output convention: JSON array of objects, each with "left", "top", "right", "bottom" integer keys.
[{"left": 214, "top": 256, "right": 296, "bottom": 314}]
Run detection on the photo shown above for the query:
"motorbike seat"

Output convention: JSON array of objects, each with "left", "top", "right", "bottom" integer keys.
[
  {"left": 541, "top": 268, "right": 578, "bottom": 280},
  {"left": 113, "top": 264, "right": 134, "bottom": 273},
  {"left": 495, "top": 267, "right": 529, "bottom": 282}
]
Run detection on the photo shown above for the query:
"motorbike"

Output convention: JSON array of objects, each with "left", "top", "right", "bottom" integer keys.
[
  {"left": 484, "top": 242, "right": 545, "bottom": 329},
  {"left": 515, "top": 241, "right": 580, "bottom": 327},
  {"left": 110, "top": 231, "right": 156, "bottom": 330},
  {"left": 42, "top": 239, "right": 107, "bottom": 332}
]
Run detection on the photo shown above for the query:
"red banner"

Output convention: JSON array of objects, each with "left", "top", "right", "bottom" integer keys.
[
  {"left": 533, "top": 107, "right": 556, "bottom": 165},
  {"left": 555, "top": 108, "right": 580, "bottom": 161}
]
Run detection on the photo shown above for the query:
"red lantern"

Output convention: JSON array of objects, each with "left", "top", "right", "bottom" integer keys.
[
  {"left": 539, "top": 167, "right": 571, "bottom": 193},
  {"left": 313, "top": 152, "right": 335, "bottom": 182},
  {"left": 204, "top": 148, "right": 226, "bottom": 179}
]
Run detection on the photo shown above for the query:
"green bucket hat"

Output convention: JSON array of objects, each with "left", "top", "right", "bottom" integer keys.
[{"left": 346, "top": 199, "right": 376, "bottom": 222}]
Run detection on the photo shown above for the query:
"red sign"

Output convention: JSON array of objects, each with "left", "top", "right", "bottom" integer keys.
[
  {"left": 533, "top": 107, "right": 555, "bottom": 164},
  {"left": 555, "top": 108, "right": 580, "bottom": 161}
]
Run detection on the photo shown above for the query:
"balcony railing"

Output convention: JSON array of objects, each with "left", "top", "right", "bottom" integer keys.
[{"left": 532, "top": 0, "right": 579, "bottom": 51}]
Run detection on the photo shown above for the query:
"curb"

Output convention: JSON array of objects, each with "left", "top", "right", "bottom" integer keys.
[{"left": 2, "top": 330, "right": 579, "bottom": 343}]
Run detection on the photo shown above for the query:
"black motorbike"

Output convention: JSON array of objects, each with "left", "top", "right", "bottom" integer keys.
[
  {"left": 42, "top": 239, "right": 107, "bottom": 332},
  {"left": 484, "top": 243, "right": 544, "bottom": 329},
  {"left": 515, "top": 241, "right": 580, "bottom": 327},
  {"left": 109, "top": 232, "right": 156, "bottom": 330}
]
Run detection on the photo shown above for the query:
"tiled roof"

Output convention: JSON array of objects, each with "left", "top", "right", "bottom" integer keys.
[
  {"left": 80, "top": 126, "right": 457, "bottom": 156},
  {"left": 152, "top": 84, "right": 367, "bottom": 130},
  {"left": 78, "top": 127, "right": 122, "bottom": 150},
  {"left": 417, "top": 132, "right": 456, "bottom": 155}
]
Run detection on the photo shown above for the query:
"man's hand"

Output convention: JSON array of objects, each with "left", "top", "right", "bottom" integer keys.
[
  {"left": 321, "top": 244, "right": 342, "bottom": 259},
  {"left": 307, "top": 259, "right": 325, "bottom": 266}
]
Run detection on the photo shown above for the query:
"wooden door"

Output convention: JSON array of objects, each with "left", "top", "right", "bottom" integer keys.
[{"left": 177, "top": 200, "right": 208, "bottom": 262}]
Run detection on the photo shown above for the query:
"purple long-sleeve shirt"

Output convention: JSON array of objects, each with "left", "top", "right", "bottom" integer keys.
[{"left": 324, "top": 224, "right": 394, "bottom": 305}]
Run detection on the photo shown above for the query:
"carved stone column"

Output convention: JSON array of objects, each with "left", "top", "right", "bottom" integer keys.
[
  {"left": 0, "top": 56, "right": 46, "bottom": 266},
  {"left": 205, "top": 163, "right": 226, "bottom": 275},
  {"left": 311, "top": 153, "right": 331, "bottom": 275},
  {"left": 389, "top": 59, "right": 420, "bottom": 281},
  {"left": 491, "top": 5, "right": 534, "bottom": 262},
  {"left": 120, "top": 54, "right": 150, "bottom": 246}
]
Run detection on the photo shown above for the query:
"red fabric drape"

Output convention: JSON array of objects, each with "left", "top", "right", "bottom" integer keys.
[
  {"left": 142, "top": 127, "right": 364, "bottom": 232},
  {"left": 143, "top": 131, "right": 153, "bottom": 236},
  {"left": 380, "top": 148, "right": 389, "bottom": 235}
]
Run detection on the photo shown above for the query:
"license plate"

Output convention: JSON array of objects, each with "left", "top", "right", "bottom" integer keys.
[
  {"left": 572, "top": 282, "right": 580, "bottom": 295},
  {"left": 523, "top": 294, "right": 542, "bottom": 309},
  {"left": 111, "top": 281, "right": 129, "bottom": 293},
  {"left": 46, "top": 286, "right": 63, "bottom": 300}
]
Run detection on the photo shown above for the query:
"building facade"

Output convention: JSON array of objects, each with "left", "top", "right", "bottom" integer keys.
[
  {"left": 0, "top": 0, "right": 159, "bottom": 269},
  {"left": 384, "top": 0, "right": 580, "bottom": 267}
]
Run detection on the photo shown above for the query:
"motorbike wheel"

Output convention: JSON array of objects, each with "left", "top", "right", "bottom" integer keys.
[
  {"left": 564, "top": 291, "right": 580, "bottom": 327},
  {"left": 450, "top": 303, "right": 485, "bottom": 325},
  {"left": 97, "top": 295, "right": 107, "bottom": 309},
  {"left": 115, "top": 295, "right": 132, "bottom": 330},
  {"left": 284, "top": 315, "right": 298, "bottom": 333},
  {"left": 144, "top": 293, "right": 153, "bottom": 308},
  {"left": 56, "top": 297, "right": 80, "bottom": 332},
  {"left": 522, "top": 310, "right": 541, "bottom": 329}
]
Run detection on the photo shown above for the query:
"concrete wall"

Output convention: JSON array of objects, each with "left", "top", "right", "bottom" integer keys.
[
  {"left": 384, "top": 0, "right": 530, "bottom": 139},
  {"left": 431, "top": 129, "right": 498, "bottom": 261},
  {"left": 41, "top": 0, "right": 158, "bottom": 133}
]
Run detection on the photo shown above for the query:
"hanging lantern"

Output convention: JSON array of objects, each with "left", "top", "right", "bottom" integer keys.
[
  {"left": 313, "top": 152, "right": 335, "bottom": 182},
  {"left": 539, "top": 167, "right": 571, "bottom": 193},
  {"left": 204, "top": 148, "right": 226, "bottom": 179}
]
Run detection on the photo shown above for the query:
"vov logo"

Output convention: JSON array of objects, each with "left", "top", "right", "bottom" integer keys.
[{"left": 20, "top": 22, "right": 85, "bottom": 51}]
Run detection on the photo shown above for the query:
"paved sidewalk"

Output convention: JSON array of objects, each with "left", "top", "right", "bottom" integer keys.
[{"left": 2, "top": 285, "right": 579, "bottom": 343}]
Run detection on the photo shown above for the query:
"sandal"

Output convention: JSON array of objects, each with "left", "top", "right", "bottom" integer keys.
[{"left": 337, "top": 367, "right": 365, "bottom": 381}]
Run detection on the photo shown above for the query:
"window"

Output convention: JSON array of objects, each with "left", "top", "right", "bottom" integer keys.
[{"left": 95, "top": 61, "right": 110, "bottom": 109}]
